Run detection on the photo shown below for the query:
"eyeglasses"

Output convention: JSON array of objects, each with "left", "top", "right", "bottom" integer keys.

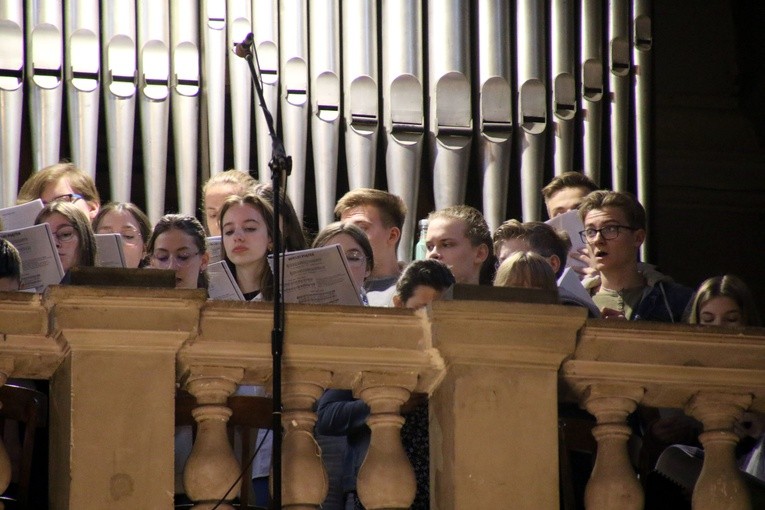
[
  {"left": 345, "top": 250, "right": 367, "bottom": 268},
  {"left": 579, "top": 225, "right": 637, "bottom": 243},
  {"left": 52, "top": 226, "right": 78, "bottom": 244},
  {"left": 43, "top": 193, "right": 83, "bottom": 206},
  {"left": 150, "top": 251, "right": 200, "bottom": 268}
]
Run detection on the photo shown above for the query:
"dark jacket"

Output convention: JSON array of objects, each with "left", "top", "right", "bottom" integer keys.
[
  {"left": 583, "top": 265, "right": 693, "bottom": 323},
  {"left": 315, "top": 389, "right": 371, "bottom": 493}
]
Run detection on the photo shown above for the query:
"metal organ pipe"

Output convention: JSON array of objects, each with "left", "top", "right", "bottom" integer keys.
[
  {"left": 383, "top": 0, "right": 425, "bottom": 262},
  {"left": 0, "top": 0, "right": 24, "bottom": 207},
  {"left": 227, "top": 0, "right": 252, "bottom": 173},
  {"left": 26, "top": 0, "right": 64, "bottom": 171},
  {"left": 171, "top": 0, "right": 201, "bottom": 217},
  {"left": 477, "top": 0, "right": 513, "bottom": 233},
  {"left": 251, "top": 0, "right": 279, "bottom": 183},
  {"left": 551, "top": 0, "right": 577, "bottom": 177},
  {"left": 137, "top": 0, "right": 170, "bottom": 224},
  {"left": 309, "top": 0, "right": 341, "bottom": 229},
  {"left": 102, "top": 0, "right": 137, "bottom": 203},
  {"left": 280, "top": 0, "right": 309, "bottom": 222},
  {"left": 201, "top": 0, "right": 226, "bottom": 177},
  {"left": 608, "top": 0, "right": 631, "bottom": 191},
  {"left": 581, "top": 0, "right": 604, "bottom": 185},
  {"left": 633, "top": 0, "right": 652, "bottom": 261},
  {"left": 342, "top": 0, "right": 379, "bottom": 192},
  {"left": 516, "top": 0, "right": 547, "bottom": 221},
  {"left": 428, "top": 0, "right": 473, "bottom": 212}
]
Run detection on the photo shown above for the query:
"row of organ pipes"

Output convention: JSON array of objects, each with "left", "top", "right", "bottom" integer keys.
[{"left": 0, "top": 0, "right": 653, "bottom": 261}]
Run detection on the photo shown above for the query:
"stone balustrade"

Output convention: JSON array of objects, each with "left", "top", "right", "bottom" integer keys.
[{"left": 0, "top": 287, "right": 763, "bottom": 509}]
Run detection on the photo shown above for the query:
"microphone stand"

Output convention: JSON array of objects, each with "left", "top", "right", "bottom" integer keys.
[{"left": 235, "top": 34, "right": 290, "bottom": 509}]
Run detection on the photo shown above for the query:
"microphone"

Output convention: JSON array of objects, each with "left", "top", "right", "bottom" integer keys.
[{"left": 233, "top": 33, "right": 254, "bottom": 58}]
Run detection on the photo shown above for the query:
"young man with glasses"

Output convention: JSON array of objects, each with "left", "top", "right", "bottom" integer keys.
[{"left": 578, "top": 190, "right": 692, "bottom": 322}]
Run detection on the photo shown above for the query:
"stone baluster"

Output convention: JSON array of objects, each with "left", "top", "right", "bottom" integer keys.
[
  {"left": 355, "top": 372, "right": 418, "bottom": 510},
  {"left": 687, "top": 392, "right": 753, "bottom": 510},
  {"left": 183, "top": 367, "right": 244, "bottom": 510},
  {"left": 583, "top": 384, "right": 645, "bottom": 510},
  {"left": 281, "top": 368, "right": 332, "bottom": 509}
]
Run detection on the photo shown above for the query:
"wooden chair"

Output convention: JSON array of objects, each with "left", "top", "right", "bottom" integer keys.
[
  {"left": 0, "top": 383, "right": 48, "bottom": 510},
  {"left": 175, "top": 390, "right": 273, "bottom": 509}
]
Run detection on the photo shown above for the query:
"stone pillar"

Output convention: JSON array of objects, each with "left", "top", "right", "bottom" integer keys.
[
  {"left": 183, "top": 367, "right": 244, "bottom": 510},
  {"left": 356, "top": 372, "right": 417, "bottom": 510},
  {"left": 281, "top": 368, "right": 331, "bottom": 509},
  {"left": 582, "top": 384, "right": 645, "bottom": 510},
  {"left": 429, "top": 300, "right": 586, "bottom": 510},
  {"left": 46, "top": 287, "right": 204, "bottom": 510},
  {"left": 687, "top": 392, "right": 753, "bottom": 510}
]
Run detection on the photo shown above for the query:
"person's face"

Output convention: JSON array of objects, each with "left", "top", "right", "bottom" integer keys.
[
  {"left": 149, "top": 229, "right": 208, "bottom": 289},
  {"left": 222, "top": 203, "right": 271, "bottom": 269},
  {"left": 95, "top": 210, "right": 145, "bottom": 268},
  {"left": 327, "top": 233, "right": 370, "bottom": 290},
  {"left": 582, "top": 207, "right": 644, "bottom": 275},
  {"left": 403, "top": 285, "right": 444, "bottom": 310},
  {"left": 698, "top": 296, "right": 743, "bottom": 327},
  {"left": 545, "top": 186, "right": 590, "bottom": 219},
  {"left": 426, "top": 217, "right": 487, "bottom": 285},
  {"left": 496, "top": 238, "right": 531, "bottom": 266},
  {"left": 205, "top": 184, "right": 240, "bottom": 236},
  {"left": 0, "top": 277, "right": 20, "bottom": 292},
  {"left": 340, "top": 205, "right": 398, "bottom": 263},
  {"left": 41, "top": 177, "right": 99, "bottom": 220},
  {"left": 43, "top": 212, "right": 81, "bottom": 272}
]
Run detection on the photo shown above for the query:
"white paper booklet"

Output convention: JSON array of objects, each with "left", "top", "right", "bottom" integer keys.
[
  {"left": 546, "top": 210, "right": 588, "bottom": 270},
  {"left": 0, "top": 199, "right": 44, "bottom": 231},
  {"left": 557, "top": 267, "right": 600, "bottom": 318},
  {"left": 268, "top": 245, "right": 364, "bottom": 306},
  {"left": 206, "top": 260, "right": 245, "bottom": 301},
  {"left": 0, "top": 223, "right": 65, "bottom": 291},
  {"left": 206, "top": 236, "right": 223, "bottom": 264},
  {"left": 94, "top": 234, "right": 127, "bottom": 268}
]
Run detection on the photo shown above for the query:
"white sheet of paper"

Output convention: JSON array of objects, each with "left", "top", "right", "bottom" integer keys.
[
  {"left": 0, "top": 223, "right": 65, "bottom": 291},
  {"left": 206, "top": 236, "right": 223, "bottom": 264},
  {"left": 546, "top": 210, "right": 588, "bottom": 269},
  {"left": 94, "top": 234, "right": 127, "bottom": 268},
  {"left": 206, "top": 260, "right": 245, "bottom": 301},
  {"left": 269, "top": 245, "right": 364, "bottom": 306},
  {"left": 0, "top": 199, "right": 44, "bottom": 231}
]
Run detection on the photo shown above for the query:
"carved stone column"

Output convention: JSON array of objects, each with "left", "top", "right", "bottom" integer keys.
[
  {"left": 281, "top": 368, "right": 331, "bottom": 509},
  {"left": 355, "top": 372, "right": 418, "bottom": 510},
  {"left": 183, "top": 367, "right": 244, "bottom": 510},
  {"left": 687, "top": 392, "right": 753, "bottom": 510},
  {"left": 583, "top": 384, "right": 645, "bottom": 510}
]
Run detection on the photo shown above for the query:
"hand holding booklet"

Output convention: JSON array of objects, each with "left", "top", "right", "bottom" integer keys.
[
  {"left": 268, "top": 245, "right": 364, "bottom": 306},
  {"left": 546, "top": 210, "right": 588, "bottom": 270},
  {"left": 0, "top": 223, "right": 65, "bottom": 291},
  {"left": 207, "top": 260, "right": 245, "bottom": 301}
]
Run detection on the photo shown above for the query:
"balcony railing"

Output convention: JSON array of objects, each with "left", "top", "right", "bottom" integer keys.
[{"left": 0, "top": 286, "right": 763, "bottom": 509}]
